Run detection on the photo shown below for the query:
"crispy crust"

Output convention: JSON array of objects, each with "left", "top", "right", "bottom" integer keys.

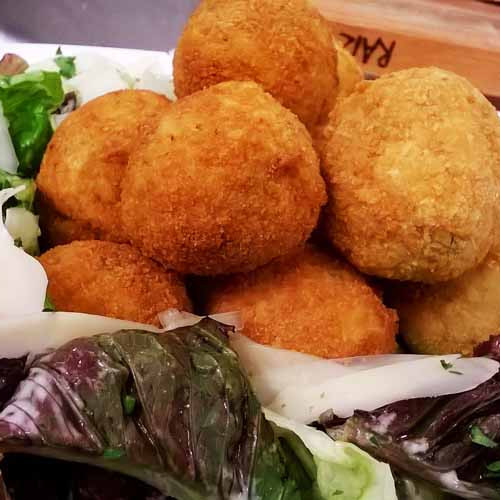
[
  {"left": 37, "top": 194, "right": 121, "bottom": 248},
  {"left": 333, "top": 38, "right": 364, "bottom": 100},
  {"left": 312, "top": 39, "right": 364, "bottom": 159},
  {"left": 321, "top": 67, "right": 500, "bottom": 283},
  {"left": 206, "top": 246, "right": 398, "bottom": 358},
  {"left": 173, "top": 0, "right": 338, "bottom": 130},
  {"left": 391, "top": 250, "right": 500, "bottom": 356},
  {"left": 39, "top": 240, "right": 192, "bottom": 326},
  {"left": 36, "top": 90, "right": 171, "bottom": 241},
  {"left": 121, "top": 81, "right": 326, "bottom": 275}
]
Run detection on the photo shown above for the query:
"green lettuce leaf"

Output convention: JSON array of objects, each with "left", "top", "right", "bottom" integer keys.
[
  {"left": 0, "top": 170, "right": 39, "bottom": 254},
  {"left": 0, "top": 170, "right": 35, "bottom": 210},
  {"left": 4, "top": 206, "right": 40, "bottom": 255},
  {"left": 0, "top": 70, "right": 64, "bottom": 177},
  {"left": 266, "top": 410, "right": 397, "bottom": 500}
]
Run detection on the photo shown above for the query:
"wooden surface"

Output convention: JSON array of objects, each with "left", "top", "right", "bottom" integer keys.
[{"left": 312, "top": 0, "right": 500, "bottom": 101}]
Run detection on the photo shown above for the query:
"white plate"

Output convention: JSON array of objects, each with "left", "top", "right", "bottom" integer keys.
[{"left": 1, "top": 42, "right": 174, "bottom": 76}]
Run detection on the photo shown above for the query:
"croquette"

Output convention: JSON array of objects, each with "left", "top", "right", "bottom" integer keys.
[
  {"left": 173, "top": 0, "right": 338, "bottom": 130},
  {"left": 333, "top": 38, "right": 363, "bottom": 100},
  {"left": 390, "top": 249, "right": 500, "bottom": 356},
  {"left": 321, "top": 67, "right": 500, "bottom": 283},
  {"left": 37, "top": 195, "right": 113, "bottom": 248},
  {"left": 206, "top": 246, "right": 398, "bottom": 358},
  {"left": 39, "top": 240, "right": 191, "bottom": 326},
  {"left": 36, "top": 90, "right": 171, "bottom": 241},
  {"left": 121, "top": 81, "right": 326, "bottom": 276},
  {"left": 312, "top": 38, "right": 364, "bottom": 157}
]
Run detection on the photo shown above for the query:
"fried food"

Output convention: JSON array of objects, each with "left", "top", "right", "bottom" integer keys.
[
  {"left": 333, "top": 38, "right": 363, "bottom": 99},
  {"left": 121, "top": 81, "right": 326, "bottom": 276},
  {"left": 206, "top": 246, "right": 398, "bottom": 358},
  {"left": 39, "top": 240, "right": 191, "bottom": 326},
  {"left": 37, "top": 195, "right": 112, "bottom": 248},
  {"left": 173, "top": 0, "right": 337, "bottom": 130},
  {"left": 390, "top": 250, "right": 500, "bottom": 356},
  {"left": 321, "top": 67, "right": 500, "bottom": 283},
  {"left": 36, "top": 90, "right": 171, "bottom": 242},
  {"left": 312, "top": 39, "right": 364, "bottom": 157}
]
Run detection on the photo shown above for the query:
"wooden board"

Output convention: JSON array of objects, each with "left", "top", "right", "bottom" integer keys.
[{"left": 312, "top": 0, "right": 500, "bottom": 104}]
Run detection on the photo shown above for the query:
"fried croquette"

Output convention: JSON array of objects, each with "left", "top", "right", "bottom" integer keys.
[
  {"left": 36, "top": 90, "right": 171, "bottom": 241},
  {"left": 121, "top": 81, "right": 326, "bottom": 276},
  {"left": 333, "top": 38, "right": 363, "bottom": 100},
  {"left": 37, "top": 195, "right": 112, "bottom": 248},
  {"left": 39, "top": 241, "right": 191, "bottom": 326},
  {"left": 206, "top": 246, "right": 398, "bottom": 358},
  {"left": 312, "top": 39, "right": 364, "bottom": 157},
  {"left": 173, "top": 0, "right": 338, "bottom": 130},
  {"left": 390, "top": 250, "right": 500, "bottom": 356},
  {"left": 321, "top": 67, "right": 500, "bottom": 283}
]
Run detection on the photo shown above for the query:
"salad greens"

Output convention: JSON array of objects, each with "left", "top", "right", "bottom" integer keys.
[
  {"left": 0, "top": 318, "right": 396, "bottom": 500},
  {"left": 0, "top": 58, "right": 64, "bottom": 254},
  {"left": 0, "top": 69, "right": 64, "bottom": 177},
  {"left": 54, "top": 47, "right": 77, "bottom": 79},
  {"left": 0, "top": 174, "right": 39, "bottom": 254},
  {"left": 265, "top": 411, "right": 396, "bottom": 499},
  {"left": 322, "top": 335, "right": 500, "bottom": 499},
  {"left": 0, "top": 186, "right": 48, "bottom": 317},
  {"left": 0, "top": 170, "right": 35, "bottom": 210}
]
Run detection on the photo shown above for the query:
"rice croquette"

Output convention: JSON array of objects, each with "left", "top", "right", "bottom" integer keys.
[
  {"left": 121, "top": 81, "right": 326, "bottom": 275},
  {"left": 206, "top": 246, "right": 398, "bottom": 358}
]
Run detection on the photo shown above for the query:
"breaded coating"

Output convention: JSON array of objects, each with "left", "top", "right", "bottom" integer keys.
[
  {"left": 206, "top": 246, "right": 398, "bottom": 358},
  {"left": 391, "top": 250, "right": 500, "bottom": 356},
  {"left": 312, "top": 38, "right": 364, "bottom": 157},
  {"left": 39, "top": 241, "right": 192, "bottom": 326},
  {"left": 333, "top": 38, "right": 363, "bottom": 99},
  {"left": 37, "top": 90, "right": 170, "bottom": 241},
  {"left": 322, "top": 67, "right": 500, "bottom": 283},
  {"left": 37, "top": 195, "right": 117, "bottom": 248},
  {"left": 173, "top": 0, "right": 338, "bottom": 130},
  {"left": 121, "top": 81, "right": 326, "bottom": 276}
]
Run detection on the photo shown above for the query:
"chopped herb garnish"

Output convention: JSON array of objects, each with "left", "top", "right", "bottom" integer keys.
[
  {"left": 470, "top": 425, "right": 497, "bottom": 448},
  {"left": 54, "top": 47, "right": 76, "bottom": 79},
  {"left": 440, "top": 359, "right": 453, "bottom": 370},
  {"left": 123, "top": 394, "right": 136, "bottom": 416},
  {"left": 103, "top": 448, "right": 125, "bottom": 460},
  {"left": 55, "top": 55, "right": 76, "bottom": 79},
  {"left": 487, "top": 461, "right": 500, "bottom": 472},
  {"left": 13, "top": 237, "right": 22, "bottom": 248},
  {"left": 369, "top": 435, "right": 379, "bottom": 447},
  {"left": 43, "top": 294, "right": 56, "bottom": 312},
  {"left": 440, "top": 360, "right": 462, "bottom": 374}
]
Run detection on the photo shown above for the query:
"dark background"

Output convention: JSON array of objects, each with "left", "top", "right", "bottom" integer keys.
[{"left": 0, "top": 0, "right": 200, "bottom": 50}]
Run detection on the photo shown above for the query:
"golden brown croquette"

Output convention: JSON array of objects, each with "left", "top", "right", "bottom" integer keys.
[
  {"left": 173, "top": 0, "right": 338, "bottom": 130},
  {"left": 321, "top": 67, "right": 500, "bottom": 283},
  {"left": 120, "top": 81, "right": 326, "bottom": 276},
  {"left": 39, "top": 240, "right": 191, "bottom": 326},
  {"left": 36, "top": 90, "right": 171, "bottom": 241},
  {"left": 390, "top": 249, "right": 500, "bottom": 356},
  {"left": 206, "top": 246, "right": 398, "bottom": 358}
]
